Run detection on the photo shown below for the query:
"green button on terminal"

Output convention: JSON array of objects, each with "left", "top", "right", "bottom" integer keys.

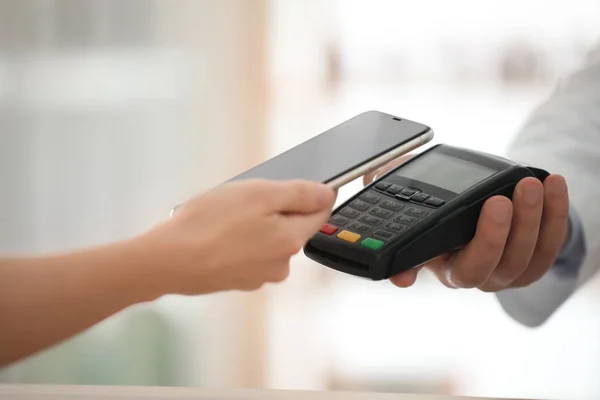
[{"left": 361, "top": 237, "right": 385, "bottom": 251}]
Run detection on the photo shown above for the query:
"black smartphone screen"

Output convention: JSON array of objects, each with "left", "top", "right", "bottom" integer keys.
[{"left": 228, "top": 111, "right": 432, "bottom": 184}]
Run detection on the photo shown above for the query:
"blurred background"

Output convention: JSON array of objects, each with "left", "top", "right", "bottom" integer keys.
[{"left": 1, "top": 0, "right": 600, "bottom": 399}]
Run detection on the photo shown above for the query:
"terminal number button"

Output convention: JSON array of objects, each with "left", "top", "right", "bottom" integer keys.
[
  {"left": 349, "top": 200, "right": 370, "bottom": 212},
  {"left": 373, "top": 230, "right": 394, "bottom": 240},
  {"left": 369, "top": 208, "right": 394, "bottom": 219},
  {"left": 380, "top": 200, "right": 404, "bottom": 212},
  {"left": 359, "top": 215, "right": 383, "bottom": 226},
  {"left": 385, "top": 223, "right": 406, "bottom": 232},
  {"left": 348, "top": 222, "right": 371, "bottom": 233},
  {"left": 330, "top": 215, "right": 349, "bottom": 226},
  {"left": 339, "top": 208, "right": 360, "bottom": 219},
  {"left": 394, "top": 215, "right": 418, "bottom": 226},
  {"left": 405, "top": 207, "right": 430, "bottom": 218}
]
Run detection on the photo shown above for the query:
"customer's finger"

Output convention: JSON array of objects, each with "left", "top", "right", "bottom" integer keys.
[
  {"left": 286, "top": 209, "right": 334, "bottom": 244},
  {"left": 265, "top": 180, "right": 336, "bottom": 214}
]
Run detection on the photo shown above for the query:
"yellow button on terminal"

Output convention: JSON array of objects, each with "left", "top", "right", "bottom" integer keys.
[{"left": 337, "top": 230, "right": 361, "bottom": 243}]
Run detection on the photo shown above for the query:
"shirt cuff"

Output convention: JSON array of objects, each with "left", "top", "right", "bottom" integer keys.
[{"left": 552, "top": 205, "right": 586, "bottom": 277}]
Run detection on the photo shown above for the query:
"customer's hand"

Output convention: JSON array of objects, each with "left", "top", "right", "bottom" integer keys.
[
  {"left": 141, "top": 179, "right": 336, "bottom": 295},
  {"left": 363, "top": 155, "right": 570, "bottom": 291},
  {"left": 0, "top": 178, "right": 335, "bottom": 367}
]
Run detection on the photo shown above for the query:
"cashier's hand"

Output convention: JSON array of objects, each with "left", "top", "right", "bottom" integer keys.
[
  {"left": 363, "top": 156, "right": 570, "bottom": 292},
  {"left": 145, "top": 179, "right": 336, "bottom": 294}
]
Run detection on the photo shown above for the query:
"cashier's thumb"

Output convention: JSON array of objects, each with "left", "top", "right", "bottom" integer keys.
[{"left": 389, "top": 267, "right": 421, "bottom": 288}]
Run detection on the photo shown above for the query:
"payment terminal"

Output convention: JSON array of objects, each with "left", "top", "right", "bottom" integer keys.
[{"left": 303, "top": 144, "right": 549, "bottom": 280}]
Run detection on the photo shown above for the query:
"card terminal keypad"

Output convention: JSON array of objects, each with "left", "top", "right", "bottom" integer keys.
[
  {"left": 359, "top": 193, "right": 380, "bottom": 204},
  {"left": 349, "top": 200, "right": 370, "bottom": 212},
  {"left": 425, "top": 197, "right": 445, "bottom": 207},
  {"left": 330, "top": 215, "right": 349, "bottom": 226},
  {"left": 374, "top": 182, "right": 391, "bottom": 191},
  {"left": 358, "top": 215, "right": 382, "bottom": 226},
  {"left": 339, "top": 208, "right": 360, "bottom": 219},
  {"left": 369, "top": 208, "right": 394, "bottom": 219},
  {"left": 348, "top": 222, "right": 371, "bottom": 233},
  {"left": 411, "top": 192, "right": 429, "bottom": 203},
  {"left": 386, "top": 184, "right": 403, "bottom": 194},
  {"left": 404, "top": 207, "right": 430, "bottom": 219},
  {"left": 379, "top": 200, "right": 404, "bottom": 212},
  {"left": 319, "top": 180, "right": 445, "bottom": 251},
  {"left": 394, "top": 215, "right": 418, "bottom": 226},
  {"left": 373, "top": 230, "right": 394, "bottom": 240}
]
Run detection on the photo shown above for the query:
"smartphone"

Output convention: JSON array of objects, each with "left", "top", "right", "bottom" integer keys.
[{"left": 228, "top": 110, "right": 434, "bottom": 189}]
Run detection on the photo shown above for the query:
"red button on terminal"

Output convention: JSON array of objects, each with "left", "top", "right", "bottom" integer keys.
[{"left": 320, "top": 224, "right": 338, "bottom": 235}]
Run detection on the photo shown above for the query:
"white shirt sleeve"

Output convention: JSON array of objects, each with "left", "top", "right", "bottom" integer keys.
[{"left": 496, "top": 42, "right": 600, "bottom": 327}]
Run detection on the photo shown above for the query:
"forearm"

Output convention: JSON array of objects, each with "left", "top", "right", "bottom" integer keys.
[{"left": 0, "top": 239, "right": 164, "bottom": 367}]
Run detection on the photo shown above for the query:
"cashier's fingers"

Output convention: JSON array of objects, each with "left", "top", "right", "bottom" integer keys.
[
  {"left": 389, "top": 266, "right": 422, "bottom": 288},
  {"left": 510, "top": 175, "right": 570, "bottom": 288},
  {"left": 478, "top": 178, "right": 544, "bottom": 291},
  {"left": 430, "top": 196, "right": 513, "bottom": 288}
]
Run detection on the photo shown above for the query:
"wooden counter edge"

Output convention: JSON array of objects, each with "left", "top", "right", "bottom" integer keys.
[{"left": 0, "top": 384, "right": 537, "bottom": 400}]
